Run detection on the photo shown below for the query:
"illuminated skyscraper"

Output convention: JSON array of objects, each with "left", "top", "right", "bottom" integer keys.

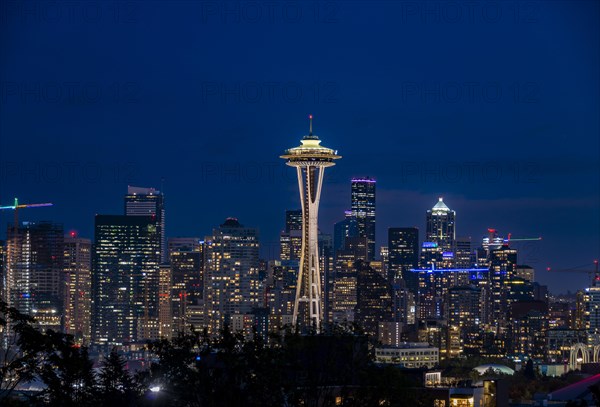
[
  {"left": 355, "top": 261, "right": 393, "bottom": 337},
  {"left": 168, "top": 237, "right": 200, "bottom": 253},
  {"left": 285, "top": 209, "right": 303, "bottom": 232},
  {"left": 92, "top": 215, "right": 160, "bottom": 345},
  {"left": 583, "top": 268, "right": 600, "bottom": 337},
  {"left": 168, "top": 238, "right": 203, "bottom": 334},
  {"left": 455, "top": 237, "right": 473, "bottom": 268},
  {"left": 5, "top": 221, "right": 64, "bottom": 331},
  {"left": 423, "top": 198, "right": 456, "bottom": 268},
  {"left": 203, "top": 218, "right": 260, "bottom": 335},
  {"left": 447, "top": 285, "right": 482, "bottom": 357},
  {"left": 331, "top": 258, "right": 358, "bottom": 325},
  {"left": 0, "top": 241, "right": 5, "bottom": 298},
  {"left": 351, "top": 178, "right": 376, "bottom": 261},
  {"left": 281, "top": 116, "right": 340, "bottom": 332},
  {"left": 515, "top": 265, "right": 535, "bottom": 282},
  {"left": 388, "top": 227, "right": 419, "bottom": 290},
  {"left": 426, "top": 198, "right": 455, "bottom": 248},
  {"left": 280, "top": 209, "right": 302, "bottom": 262},
  {"left": 125, "top": 186, "right": 166, "bottom": 263},
  {"left": 158, "top": 264, "right": 172, "bottom": 339},
  {"left": 487, "top": 244, "right": 518, "bottom": 331},
  {"left": 333, "top": 210, "right": 359, "bottom": 258},
  {"left": 63, "top": 234, "right": 92, "bottom": 345}
]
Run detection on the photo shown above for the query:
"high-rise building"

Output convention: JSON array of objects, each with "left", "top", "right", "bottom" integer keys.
[
  {"left": 351, "top": 178, "right": 376, "bottom": 261},
  {"left": 168, "top": 238, "right": 203, "bottom": 334},
  {"left": 426, "top": 197, "right": 455, "bottom": 248},
  {"left": 273, "top": 211, "right": 302, "bottom": 325},
  {"left": 455, "top": 237, "right": 473, "bottom": 268},
  {"left": 333, "top": 210, "right": 358, "bottom": 257},
  {"left": 447, "top": 285, "right": 482, "bottom": 357},
  {"left": 575, "top": 290, "right": 586, "bottom": 330},
  {"left": 158, "top": 264, "right": 172, "bottom": 339},
  {"left": 0, "top": 241, "right": 5, "bottom": 299},
  {"left": 5, "top": 221, "right": 64, "bottom": 331},
  {"left": 388, "top": 227, "right": 419, "bottom": 291},
  {"left": 355, "top": 261, "right": 392, "bottom": 337},
  {"left": 280, "top": 209, "right": 303, "bottom": 261},
  {"left": 203, "top": 218, "right": 260, "bottom": 335},
  {"left": 285, "top": 209, "right": 302, "bottom": 232},
  {"left": 280, "top": 116, "right": 340, "bottom": 332},
  {"left": 319, "top": 231, "right": 334, "bottom": 326},
  {"left": 336, "top": 236, "right": 369, "bottom": 262},
  {"left": 477, "top": 228, "right": 504, "bottom": 268},
  {"left": 330, "top": 236, "right": 368, "bottom": 326},
  {"left": 515, "top": 265, "right": 535, "bottom": 282},
  {"left": 168, "top": 237, "right": 201, "bottom": 254},
  {"left": 584, "top": 279, "right": 600, "bottom": 336},
  {"left": 92, "top": 215, "right": 160, "bottom": 345},
  {"left": 380, "top": 246, "right": 389, "bottom": 267},
  {"left": 63, "top": 234, "right": 92, "bottom": 345},
  {"left": 414, "top": 266, "right": 488, "bottom": 322},
  {"left": 487, "top": 244, "right": 518, "bottom": 331},
  {"left": 125, "top": 186, "right": 166, "bottom": 263},
  {"left": 509, "top": 300, "right": 548, "bottom": 358},
  {"left": 423, "top": 197, "right": 456, "bottom": 268},
  {"left": 331, "top": 261, "right": 358, "bottom": 325}
]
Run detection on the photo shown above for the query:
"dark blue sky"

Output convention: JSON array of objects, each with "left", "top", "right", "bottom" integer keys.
[{"left": 1, "top": 1, "right": 598, "bottom": 293}]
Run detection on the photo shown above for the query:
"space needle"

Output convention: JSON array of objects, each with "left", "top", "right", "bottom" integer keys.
[{"left": 281, "top": 115, "right": 341, "bottom": 332}]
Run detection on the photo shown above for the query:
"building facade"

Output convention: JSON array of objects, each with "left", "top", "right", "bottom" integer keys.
[
  {"left": 168, "top": 238, "right": 203, "bottom": 334},
  {"left": 375, "top": 343, "right": 439, "bottom": 368},
  {"left": 125, "top": 186, "right": 166, "bottom": 263},
  {"left": 351, "top": 178, "right": 376, "bottom": 261},
  {"left": 388, "top": 227, "right": 419, "bottom": 290},
  {"left": 5, "top": 221, "right": 64, "bottom": 331},
  {"left": 63, "top": 234, "right": 92, "bottom": 345},
  {"left": 203, "top": 218, "right": 260, "bottom": 335},
  {"left": 423, "top": 198, "right": 456, "bottom": 268},
  {"left": 92, "top": 215, "right": 160, "bottom": 345}
]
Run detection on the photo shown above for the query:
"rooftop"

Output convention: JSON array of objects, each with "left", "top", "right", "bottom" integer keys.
[
  {"left": 221, "top": 217, "right": 242, "bottom": 228},
  {"left": 473, "top": 364, "right": 515, "bottom": 376},
  {"left": 431, "top": 197, "right": 451, "bottom": 212}
]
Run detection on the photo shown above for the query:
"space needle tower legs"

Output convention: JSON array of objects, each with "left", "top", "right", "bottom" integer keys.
[{"left": 281, "top": 116, "right": 340, "bottom": 333}]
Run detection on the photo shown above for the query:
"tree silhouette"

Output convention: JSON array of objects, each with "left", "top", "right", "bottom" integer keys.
[
  {"left": 0, "top": 300, "right": 45, "bottom": 401},
  {"left": 98, "top": 348, "right": 141, "bottom": 406},
  {"left": 524, "top": 359, "right": 536, "bottom": 380},
  {"left": 35, "top": 330, "right": 96, "bottom": 406}
]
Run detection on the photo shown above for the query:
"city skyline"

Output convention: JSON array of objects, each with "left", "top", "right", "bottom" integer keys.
[
  {"left": 1, "top": 1, "right": 599, "bottom": 404},
  {"left": 0, "top": 174, "right": 596, "bottom": 296},
  {"left": 1, "top": 172, "right": 596, "bottom": 296},
  {"left": 1, "top": 2, "right": 598, "bottom": 296}
]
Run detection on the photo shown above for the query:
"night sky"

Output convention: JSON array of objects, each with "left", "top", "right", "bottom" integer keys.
[{"left": 0, "top": 1, "right": 598, "bottom": 294}]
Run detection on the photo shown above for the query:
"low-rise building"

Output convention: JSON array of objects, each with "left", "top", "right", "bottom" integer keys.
[{"left": 375, "top": 342, "right": 439, "bottom": 368}]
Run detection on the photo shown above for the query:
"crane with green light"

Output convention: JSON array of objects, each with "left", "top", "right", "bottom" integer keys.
[
  {"left": 0, "top": 197, "right": 53, "bottom": 230},
  {"left": 505, "top": 233, "right": 543, "bottom": 243}
]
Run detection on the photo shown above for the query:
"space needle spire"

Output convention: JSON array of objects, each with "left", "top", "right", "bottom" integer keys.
[{"left": 281, "top": 115, "right": 341, "bottom": 333}]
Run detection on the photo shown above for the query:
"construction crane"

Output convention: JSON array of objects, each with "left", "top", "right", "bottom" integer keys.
[
  {"left": 0, "top": 197, "right": 53, "bottom": 230},
  {"left": 504, "top": 233, "right": 543, "bottom": 243},
  {"left": 546, "top": 260, "right": 600, "bottom": 286}
]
